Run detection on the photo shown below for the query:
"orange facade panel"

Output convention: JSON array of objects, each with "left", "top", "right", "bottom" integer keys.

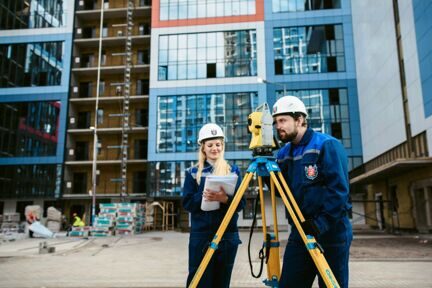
[{"left": 151, "top": 0, "right": 264, "bottom": 28}]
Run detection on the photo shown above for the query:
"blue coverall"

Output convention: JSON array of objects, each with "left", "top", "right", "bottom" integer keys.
[
  {"left": 276, "top": 128, "right": 352, "bottom": 288},
  {"left": 182, "top": 162, "right": 246, "bottom": 288}
]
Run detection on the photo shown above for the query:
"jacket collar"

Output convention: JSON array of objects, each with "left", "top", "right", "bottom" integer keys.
[{"left": 294, "top": 127, "right": 314, "bottom": 147}]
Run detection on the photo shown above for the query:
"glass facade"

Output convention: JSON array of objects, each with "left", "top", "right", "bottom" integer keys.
[
  {"left": 0, "top": 101, "right": 61, "bottom": 157},
  {"left": 0, "top": 0, "right": 65, "bottom": 30},
  {"left": 157, "top": 92, "right": 258, "bottom": 152},
  {"left": 276, "top": 88, "right": 362, "bottom": 169},
  {"left": 273, "top": 25, "right": 345, "bottom": 75},
  {"left": 160, "top": 0, "right": 256, "bottom": 20},
  {"left": 158, "top": 30, "right": 257, "bottom": 80},
  {"left": 272, "top": 0, "right": 341, "bottom": 13},
  {"left": 0, "top": 41, "right": 63, "bottom": 87},
  {"left": 276, "top": 88, "right": 350, "bottom": 146},
  {"left": 0, "top": 164, "right": 62, "bottom": 198}
]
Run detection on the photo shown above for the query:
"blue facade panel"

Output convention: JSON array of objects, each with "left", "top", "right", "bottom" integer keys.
[
  {"left": 262, "top": 0, "right": 361, "bottom": 162},
  {"left": 413, "top": 0, "right": 432, "bottom": 117}
]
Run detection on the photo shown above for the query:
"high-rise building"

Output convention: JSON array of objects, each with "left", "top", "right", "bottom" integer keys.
[
  {"left": 149, "top": 0, "right": 362, "bottom": 228},
  {"left": 350, "top": 0, "right": 432, "bottom": 233},
  {"left": 0, "top": 0, "right": 74, "bottom": 219},
  {"left": 63, "top": 0, "right": 152, "bottom": 222}
]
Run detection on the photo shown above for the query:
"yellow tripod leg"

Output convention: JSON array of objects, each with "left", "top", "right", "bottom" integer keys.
[
  {"left": 188, "top": 172, "right": 255, "bottom": 288},
  {"left": 258, "top": 176, "right": 280, "bottom": 286},
  {"left": 269, "top": 171, "right": 340, "bottom": 288}
]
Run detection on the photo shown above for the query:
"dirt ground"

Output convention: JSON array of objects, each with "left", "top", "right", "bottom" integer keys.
[{"left": 350, "top": 235, "right": 432, "bottom": 259}]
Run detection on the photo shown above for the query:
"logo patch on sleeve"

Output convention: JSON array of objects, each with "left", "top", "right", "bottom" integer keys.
[{"left": 305, "top": 164, "right": 318, "bottom": 180}]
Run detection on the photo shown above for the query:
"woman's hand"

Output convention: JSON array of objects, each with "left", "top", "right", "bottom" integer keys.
[{"left": 203, "top": 186, "right": 229, "bottom": 204}]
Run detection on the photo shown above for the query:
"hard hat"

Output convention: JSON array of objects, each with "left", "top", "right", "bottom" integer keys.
[
  {"left": 197, "top": 123, "right": 225, "bottom": 144},
  {"left": 272, "top": 96, "right": 308, "bottom": 117}
]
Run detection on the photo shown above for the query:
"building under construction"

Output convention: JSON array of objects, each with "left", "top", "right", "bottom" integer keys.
[{"left": 63, "top": 0, "right": 152, "bottom": 223}]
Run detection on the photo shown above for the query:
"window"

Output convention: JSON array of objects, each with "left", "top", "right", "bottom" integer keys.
[
  {"left": 275, "top": 59, "right": 283, "bottom": 75},
  {"left": 77, "top": 111, "right": 90, "bottom": 129},
  {"left": 158, "top": 30, "right": 257, "bottom": 80},
  {"left": 133, "top": 171, "right": 146, "bottom": 194},
  {"left": 157, "top": 92, "right": 258, "bottom": 152},
  {"left": 275, "top": 88, "right": 352, "bottom": 148},
  {"left": 79, "top": 82, "right": 92, "bottom": 98},
  {"left": 135, "top": 109, "right": 148, "bottom": 127},
  {"left": 0, "top": 102, "right": 60, "bottom": 157},
  {"left": 207, "top": 63, "right": 216, "bottom": 78},
  {"left": 331, "top": 122, "right": 342, "bottom": 139},
  {"left": 75, "top": 141, "right": 89, "bottom": 161},
  {"left": 273, "top": 25, "right": 345, "bottom": 75},
  {"left": 272, "top": 0, "right": 341, "bottom": 13},
  {"left": 134, "top": 140, "right": 147, "bottom": 159},
  {"left": 0, "top": 165, "right": 61, "bottom": 198},
  {"left": 160, "top": 0, "right": 256, "bottom": 20},
  {"left": 0, "top": 42, "right": 63, "bottom": 87},
  {"left": 0, "top": 0, "right": 65, "bottom": 30},
  {"left": 73, "top": 172, "right": 87, "bottom": 194}
]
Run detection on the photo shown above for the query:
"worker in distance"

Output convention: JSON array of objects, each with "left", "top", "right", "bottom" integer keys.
[
  {"left": 272, "top": 96, "right": 352, "bottom": 288},
  {"left": 182, "top": 123, "right": 245, "bottom": 288}
]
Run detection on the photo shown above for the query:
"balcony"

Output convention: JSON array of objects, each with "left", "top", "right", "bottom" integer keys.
[
  {"left": 72, "top": 64, "right": 149, "bottom": 77},
  {"left": 70, "top": 80, "right": 149, "bottom": 100},
  {"left": 75, "top": 0, "right": 152, "bottom": 13}
]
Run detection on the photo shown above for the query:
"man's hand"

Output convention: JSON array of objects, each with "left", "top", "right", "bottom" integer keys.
[
  {"left": 203, "top": 187, "right": 229, "bottom": 204},
  {"left": 300, "top": 219, "right": 320, "bottom": 238}
]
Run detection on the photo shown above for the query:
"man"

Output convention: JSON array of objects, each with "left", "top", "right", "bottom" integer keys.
[
  {"left": 72, "top": 213, "right": 85, "bottom": 227},
  {"left": 272, "top": 96, "right": 352, "bottom": 288}
]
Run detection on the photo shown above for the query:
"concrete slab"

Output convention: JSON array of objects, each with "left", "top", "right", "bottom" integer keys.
[{"left": 0, "top": 231, "right": 431, "bottom": 288}]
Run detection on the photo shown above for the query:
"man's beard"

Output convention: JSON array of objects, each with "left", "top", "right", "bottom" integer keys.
[{"left": 277, "top": 129, "right": 298, "bottom": 143}]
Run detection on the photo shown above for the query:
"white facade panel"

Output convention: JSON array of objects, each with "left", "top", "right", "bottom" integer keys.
[
  {"left": 351, "top": 0, "right": 406, "bottom": 162},
  {"left": 399, "top": 0, "right": 432, "bottom": 154}
]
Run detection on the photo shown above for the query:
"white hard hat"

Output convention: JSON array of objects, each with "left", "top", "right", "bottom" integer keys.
[
  {"left": 197, "top": 123, "right": 225, "bottom": 144},
  {"left": 272, "top": 96, "right": 308, "bottom": 117}
]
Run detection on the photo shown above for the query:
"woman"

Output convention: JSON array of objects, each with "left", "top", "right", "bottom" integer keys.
[{"left": 182, "top": 123, "right": 245, "bottom": 288}]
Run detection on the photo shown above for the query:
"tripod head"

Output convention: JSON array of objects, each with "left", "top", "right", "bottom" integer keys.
[{"left": 248, "top": 103, "right": 279, "bottom": 156}]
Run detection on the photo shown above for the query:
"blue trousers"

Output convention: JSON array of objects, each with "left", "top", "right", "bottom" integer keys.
[
  {"left": 186, "top": 232, "right": 241, "bottom": 288},
  {"left": 279, "top": 217, "right": 352, "bottom": 288}
]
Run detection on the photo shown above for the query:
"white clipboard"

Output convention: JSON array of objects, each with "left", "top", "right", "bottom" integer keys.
[{"left": 201, "top": 174, "right": 238, "bottom": 211}]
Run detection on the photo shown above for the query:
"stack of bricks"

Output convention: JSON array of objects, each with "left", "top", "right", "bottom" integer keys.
[
  {"left": 89, "top": 203, "right": 145, "bottom": 236},
  {"left": 115, "top": 203, "right": 144, "bottom": 235}
]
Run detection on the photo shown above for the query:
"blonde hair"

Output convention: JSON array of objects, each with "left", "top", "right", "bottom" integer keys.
[{"left": 196, "top": 140, "right": 231, "bottom": 185}]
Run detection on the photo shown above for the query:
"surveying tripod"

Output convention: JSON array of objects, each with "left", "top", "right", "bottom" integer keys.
[{"left": 188, "top": 156, "right": 340, "bottom": 288}]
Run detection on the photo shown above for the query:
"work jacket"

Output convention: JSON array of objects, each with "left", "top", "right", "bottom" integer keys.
[
  {"left": 73, "top": 216, "right": 85, "bottom": 227},
  {"left": 276, "top": 128, "right": 351, "bottom": 239},
  {"left": 182, "top": 162, "right": 245, "bottom": 234}
]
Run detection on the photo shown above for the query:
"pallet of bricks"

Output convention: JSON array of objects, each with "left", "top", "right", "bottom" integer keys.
[
  {"left": 115, "top": 203, "right": 145, "bottom": 236},
  {"left": 69, "top": 226, "right": 92, "bottom": 237},
  {"left": 91, "top": 203, "right": 116, "bottom": 237},
  {"left": 1, "top": 213, "right": 20, "bottom": 234}
]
